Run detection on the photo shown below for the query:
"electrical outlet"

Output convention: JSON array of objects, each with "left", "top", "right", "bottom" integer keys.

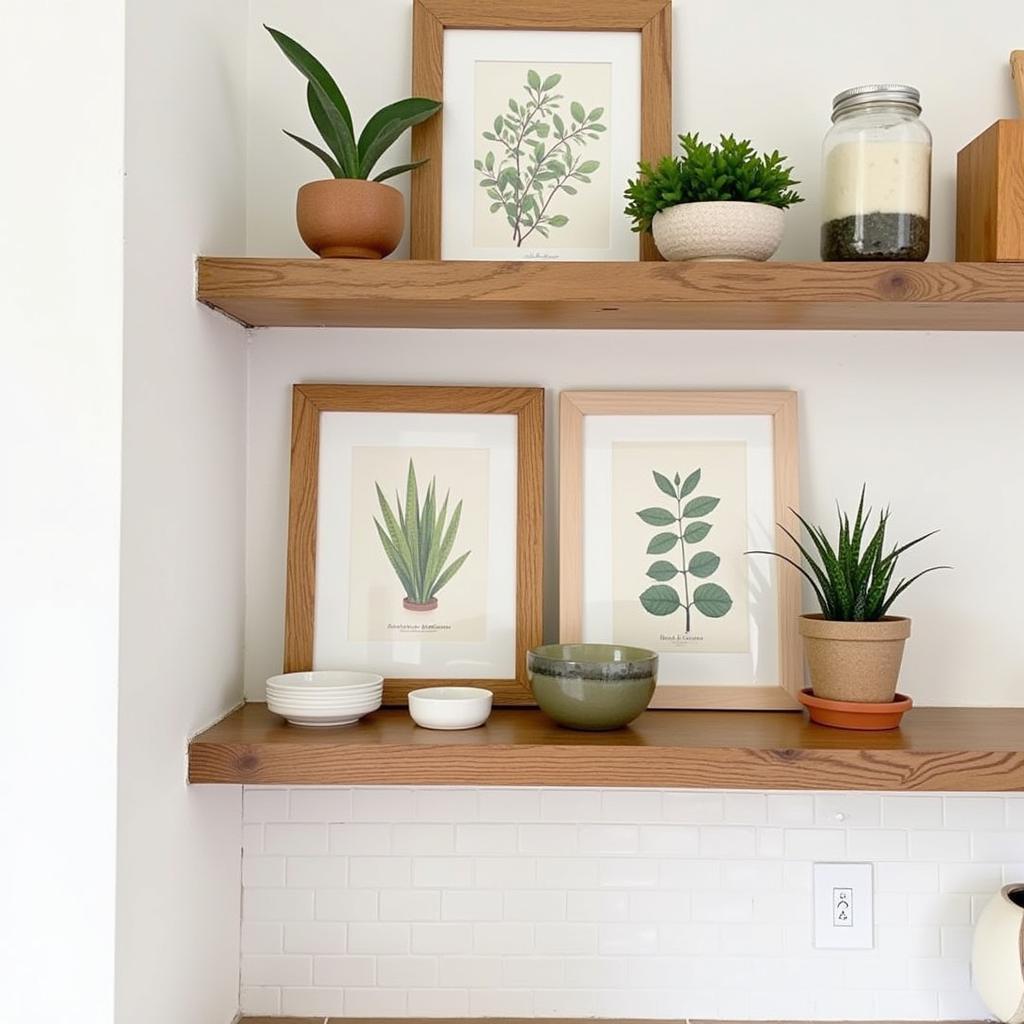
[{"left": 813, "top": 862, "right": 873, "bottom": 949}]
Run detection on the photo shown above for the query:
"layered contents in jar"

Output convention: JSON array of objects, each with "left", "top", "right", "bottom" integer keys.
[{"left": 821, "top": 141, "right": 931, "bottom": 260}]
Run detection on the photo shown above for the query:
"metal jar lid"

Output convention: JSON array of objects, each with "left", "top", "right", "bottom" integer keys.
[{"left": 831, "top": 84, "right": 921, "bottom": 119}]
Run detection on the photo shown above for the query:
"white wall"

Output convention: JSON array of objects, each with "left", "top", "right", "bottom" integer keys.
[
  {"left": 0, "top": 1, "right": 125, "bottom": 1021},
  {"left": 246, "top": 0, "right": 1023, "bottom": 260},
  {"left": 116, "top": 1, "right": 248, "bottom": 1022},
  {"left": 239, "top": 786, "right": 1021, "bottom": 1020}
]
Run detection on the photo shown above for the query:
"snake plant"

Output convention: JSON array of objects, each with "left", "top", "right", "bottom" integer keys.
[
  {"left": 266, "top": 26, "right": 441, "bottom": 182},
  {"left": 374, "top": 460, "right": 470, "bottom": 608}
]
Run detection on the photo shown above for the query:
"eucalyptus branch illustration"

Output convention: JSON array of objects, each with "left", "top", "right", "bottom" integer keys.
[
  {"left": 373, "top": 460, "right": 470, "bottom": 613},
  {"left": 475, "top": 69, "right": 607, "bottom": 246},
  {"left": 637, "top": 468, "right": 733, "bottom": 633}
]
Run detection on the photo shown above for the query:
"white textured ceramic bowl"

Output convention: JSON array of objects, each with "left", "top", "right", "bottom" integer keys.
[
  {"left": 266, "top": 670, "right": 383, "bottom": 691},
  {"left": 651, "top": 200, "right": 784, "bottom": 261},
  {"left": 408, "top": 686, "right": 493, "bottom": 730}
]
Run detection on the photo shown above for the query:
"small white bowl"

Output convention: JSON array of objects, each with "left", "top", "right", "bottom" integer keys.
[{"left": 408, "top": 686, "right": 493, "bottom": 730}]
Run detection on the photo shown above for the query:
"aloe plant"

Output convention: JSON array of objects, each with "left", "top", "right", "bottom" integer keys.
[
  {"left": 266, "top": 26, "right": 441, "bottom": 182},
  {"left": 748, "top": 489, "right": 948, "bottom": 621},
  {"left": 374, "top": 461, "right": 470, "bottom": 609},
  {"left": 636, "top": 468, "right": 733, "bottom": 633}
]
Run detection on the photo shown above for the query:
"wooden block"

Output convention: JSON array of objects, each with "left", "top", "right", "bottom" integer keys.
[{"left": 956, "top": 119, "right": 1024, "bottom": 261}]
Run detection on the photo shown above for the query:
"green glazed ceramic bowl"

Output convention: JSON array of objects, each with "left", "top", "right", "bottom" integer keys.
[{"left": 526, "top": 643, "right": 658, "bottom": 731}]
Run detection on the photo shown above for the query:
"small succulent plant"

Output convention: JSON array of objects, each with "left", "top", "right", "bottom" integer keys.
[
  {"left": 266, "top": 26, "right": 441, "bottom": 182},
  {"left": 624, "top": 132, "right": 802, "bottom": 233},
  {"left": 748, "top": 489, "right": 948, "bottom": 621}
]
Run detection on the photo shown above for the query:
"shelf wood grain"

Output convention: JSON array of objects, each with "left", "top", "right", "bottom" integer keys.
[
  {"left": 189, "top": 704, "right": 1024, "bottom": 791},
  {"left": 196, "top": 258, "right": 1024, "bottom": 331}
]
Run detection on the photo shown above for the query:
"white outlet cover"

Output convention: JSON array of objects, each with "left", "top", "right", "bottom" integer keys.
[{"left": 813, "top": 862, "right": 873, "bottom": 949}]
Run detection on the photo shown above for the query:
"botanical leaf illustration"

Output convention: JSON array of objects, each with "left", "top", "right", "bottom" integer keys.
[
  {"left": 639, "top": 585, "right": 681, "bottom": 616},
  {"left": 635, "top": 468, "right": 732, "bottom": 633},
  {"left": 693, "top": 582, "right": 733, "bottom": 618},
  {"left": 373, "top": 460, "right": 470, "bottom": 608},
  {"left": 646, "top": 560, "right": 679, "bottom": 581},
  {"left": 683, "top": 521, "right": 713, "bottom": 543},
  {"left": 637, "top": 507, "right": 676, "bottom": 526},
  {"left": 476, "top": 68, "right": 607, "bottom": 246}
]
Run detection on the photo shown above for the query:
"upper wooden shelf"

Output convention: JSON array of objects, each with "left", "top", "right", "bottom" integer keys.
[
  {"left": 189, "top": 703, "right": 1024, "bottom": 791},
  {"left": 196, "top": 258, "right": 1024, "bottom": 331}
]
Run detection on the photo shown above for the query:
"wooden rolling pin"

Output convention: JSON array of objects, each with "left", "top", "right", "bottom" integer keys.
[{"left": 1013, "top": 50, "right": 1024, "bottom": 116}]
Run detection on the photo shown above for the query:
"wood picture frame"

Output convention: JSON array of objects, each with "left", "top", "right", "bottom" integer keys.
[
  {"left": 559, "top": 390, "right": 802, "bottom": 710},
  {"left": 285, "top": 384, "right": 544, "bottom": 705},
  {"left": 410, "top": 0, "right": 672, "bottom": 261}
]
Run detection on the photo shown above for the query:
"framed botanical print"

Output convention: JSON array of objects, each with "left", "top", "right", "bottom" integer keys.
[
  {"left": 285, "top": 384, "right": 544, "bottom": 705},
  {"left": 409, "top": 0, "right": 672, "bottom": 261},
  {"left": 559, "top": 390, "right": 802, "bottom": 710}
]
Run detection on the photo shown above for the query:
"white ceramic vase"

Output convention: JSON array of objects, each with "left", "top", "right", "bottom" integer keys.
[
  {"left": 973, "top": 884, "right": 1024, "bottom": 1022},
  {"left": 651, "top": 200, "right": 784, "bottom": 261}
]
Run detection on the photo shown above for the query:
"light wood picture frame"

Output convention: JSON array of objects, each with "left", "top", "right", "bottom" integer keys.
[
  {"left": 285, "top": 384, "right": 544, "bottom": 705},
  {"left": 410, "top": 0, "right": 672, "bottom": 261},
  {"left": 559, "top": 390, "right": 802, "bottom": 710}
]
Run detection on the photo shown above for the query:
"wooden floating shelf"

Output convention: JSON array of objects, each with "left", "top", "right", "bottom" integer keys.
[
  {"left": 189, "top": 704, "right": 1024, "bottom": 791},
  {"left": 196, "top": 258, "right": 1024, "bottom": 331}
]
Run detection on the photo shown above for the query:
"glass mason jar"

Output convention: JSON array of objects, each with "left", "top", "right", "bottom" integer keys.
[{"left": 821, "top": 84, "right": 932, "bottom": 261}]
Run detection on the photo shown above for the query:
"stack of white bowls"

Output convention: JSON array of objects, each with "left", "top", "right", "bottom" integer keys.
[{"left": 266, "top": 671, "right": 383, "bottom": 727}]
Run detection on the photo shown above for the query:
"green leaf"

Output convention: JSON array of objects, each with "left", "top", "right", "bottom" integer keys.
[
  {"left": 674, "top": 472, "right": 681, "bottom": 486},
  {"left": 358, "top": 98, "right": 442, "bottom": 177},
  {"left": 679, "top": 468, "right": 701, "bottom": 497},
  {"left": 693, "top": 582, "right": 732, "bottom": 618},
  {"left": 266, "top": 25, "right": 353, "bottom": 133},
  {"left": 494, "top": 115, "right": 504, "bottom": 135},
  {"left": 527, "top": 69, "right": 541, "bottom": 90},
  {"left": 427, "top": 549, "right": 471, "bottom": 599},
  {"left": 577, "top": 159, "right": 600, "bottom": 174},
  {"left": 553, "top": 113, "right": 565, "bottom": 136},
  {"left": 374, "top": 519, "right": 416, "bottom": 599},
  {"left": 373, "top": 158, "right": 428, "bottom": 182},
  {"left": 683, "top": 521, "right": 712, "bottom": 543},
  {"left": 653, "top": 471, "right": 678, "bottom": 499},
  {"left": 639, "top": 584, "right": 681, "bottom": 616},
  {"left": 646, "top": 560, "right": 679, "bottom": 582},
  {"left": 282, "top": 130, "right": 343, "bottom": 177},
  {"left": 541, "top": 73, "right": 562, "bottom": 91},
  {"left": 587, "top": 107, "right": 605, "bottom": 122},
  {"left": 636, "top": 507, "right": 676, "bottom": 526},
  {"left": 547, "top": 214, "right": 569, "bottom": 227},
  {"left": 688, "top": 551, "right": 721, "bottom": 578},
  {"left": 266, "top": 26, "right": 358, "bottom": 176},
  {"left": 570, "top": 100, "right": 586, "bottom": 123},
  {"left": 404, "top": 461, "right": 422, "bottom": 600},
  {"left": 682, "top": 495, "right": 720, "bottom": 518},
  {"left": 646, "top": 532, "right": 679, "bottom": 555}
]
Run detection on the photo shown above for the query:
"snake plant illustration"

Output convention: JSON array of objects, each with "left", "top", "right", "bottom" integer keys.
[
  {"left": 373, "top": 460, "right": 470, "bottom": 612},
  {"left": 476, "top": 68, "right": 607, "bottom": 246},
  {"left": 637, "top": 468, "right": 733, "bottom": 633}
]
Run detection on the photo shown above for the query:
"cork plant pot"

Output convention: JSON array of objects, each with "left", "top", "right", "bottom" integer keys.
[
  {"left": 799, "top": 614, "right": 911, "bottom": 703},
  {"left": 296, "top": 179, "right": 404, "bottom": 259}
]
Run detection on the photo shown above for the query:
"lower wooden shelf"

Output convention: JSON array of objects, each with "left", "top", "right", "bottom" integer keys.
[{"left": 189, "top": 703, "right": 1024, "bottom": 791}]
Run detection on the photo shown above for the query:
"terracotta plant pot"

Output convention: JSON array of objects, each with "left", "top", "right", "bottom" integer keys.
[
  {"left": 403, "top": 597, "right": 438, "bottom": 612},
  {"left": 296, "top": 179, "right": 404, "bottom": 259},
  {"left": 651, "top": 200, "right": 785, "bottom": 261},
  {"left": 798, "top": 614, "right": 911, "bottom": 703},
  {"left": 798, "top": 688, "right": 913, "bottom": 730}
]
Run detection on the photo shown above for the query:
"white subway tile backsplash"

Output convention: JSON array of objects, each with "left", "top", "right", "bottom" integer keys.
[
  {"left": 315, "top": 888, "right": 378, "bottom": 921},
  {"left": 281, "top": 985, "right": 345, "bottom": 1016},
  {"left": 392, "top": 823, "right": 454, "bottom": 855},
  {"left": 241, "top": 855, "right": 285, "bottom": 888},
  {"left": 289, "top": 788, "right": 353, "bottom": 822},
  {"left": 314, "top": 955, "right": 375, "bottom": 986},
  {"left": 241, "top": 785, "right": 1020, "bottom": 1019},
  {"left": 240, "top": 954, "right": 312, "bottom": 986},
  {"left": 283, "top": 921, "right": 347, "bottom": 954},
  {"left": 286, "top": 855, "right": 348, "bottom": 888},
  {"left": 264, "top": 823, "right": 328, "bottom": 856}
]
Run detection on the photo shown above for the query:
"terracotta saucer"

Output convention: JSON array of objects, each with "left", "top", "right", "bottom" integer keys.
[{"left": 798, "top": 688, "right": 913, "bottom": 731}]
